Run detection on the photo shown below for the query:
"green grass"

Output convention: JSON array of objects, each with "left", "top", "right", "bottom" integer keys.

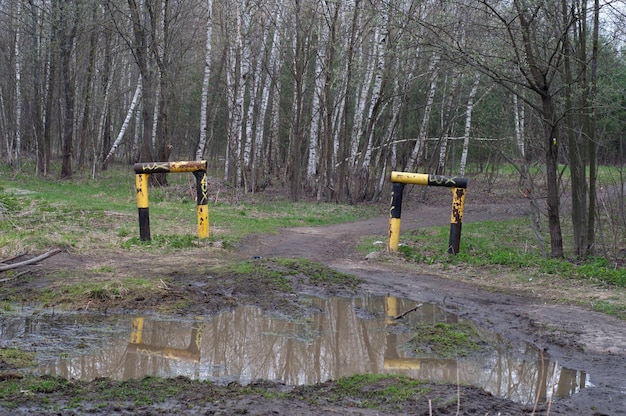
[
  {"left": 396, "top": 218, "right": 626, "bottom": 289},
  {"left": 410, "top": 322, "right": 485, "bottom": 359},
  {"left": 0, "top": 164, "right": 380, "bottom": 256},
  {"left": 0, "top": 348, "right": 37, "bottom": 368},
  {"left": 38, "top": 278, "right": 154, "bottom": 306},
  {"left": 331, "top": 374, "right": 429, "bottom": 408},
  {"left": 207, "top": 258, "right": 361, "bottom": 294}
]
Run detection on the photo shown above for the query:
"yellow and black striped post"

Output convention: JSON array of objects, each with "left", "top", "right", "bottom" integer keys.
[
  {"left": 388, "top": 182, "right": 405, "bottom": 251},
  {"left": 389, "top": 171, "right": 468, "bottom": 254},
  {"left": 134, "top": 161, "right": 209, "bottom": 241},
  {"left": 135, "top": 173, "right": 151, "bottom": 241},
  {"left": 448, "top": 187, "right": 466, "bottom": 255}
]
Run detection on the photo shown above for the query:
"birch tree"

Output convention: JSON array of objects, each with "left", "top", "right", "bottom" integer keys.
[
  {"left": 406, "top": 52, "right": 440, "bottom": 172},
  {"left": 13, "top": 0, "right": 22, "bottom": 167},
  {"left": 459, "top": 73, "right": 481, "bottom": 176},
  {"left": 103, "top": 78, "right": 142, "bottom": 163},
  {"left": 196, "top": 0, "right": 213, "bottom": 161}
]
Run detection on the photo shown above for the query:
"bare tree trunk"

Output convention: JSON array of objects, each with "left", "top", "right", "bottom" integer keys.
[
  {"left": 59, "top": 0, "right": 77, "bottom": 179},
  {"left": 407, "top": 53, "right": 439, "bottom": 171},
  {"left": 196, "top": 0, "right": 213, "bottom": 161},
  {"left": 437, "top": 69, "right": 460, "bottom": 175},
  {"left": 13, "top": 0, "right": 22, "bottom": 167},
  {"left": 127, "top": 0, "right": 155, "bottom": 167},
  {"left": 104, "top": 78, "right": 142, "bottom": 163},
  {"left": 586, "top": 0, "right": 600, "bottom": 255},
  {"left": 459, "top": 73, "right": 480, "bottom": 176}
]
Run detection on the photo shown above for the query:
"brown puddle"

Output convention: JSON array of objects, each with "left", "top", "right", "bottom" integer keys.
[{"left": 1, "top": 296, "right": 589, "bottom": 405}]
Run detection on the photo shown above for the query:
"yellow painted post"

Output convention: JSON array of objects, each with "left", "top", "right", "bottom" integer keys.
[
  {"left": 388, "top": 182, "right": 405, "bottom": 251},
  {"left": 134, "top": 161, "right": 209, "bottom": 240},
  {"left": 136, "top": 173, "right": 151, "bottom": 241},
  {"left": 389, "top": 171, "right": 468, "bottom": 254},
  {"left": 194, "top": 170, "right": 209, "bottom": 238}
]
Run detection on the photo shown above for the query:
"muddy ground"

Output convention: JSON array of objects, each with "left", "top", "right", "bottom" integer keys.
[{"left": 1, "top": 183, "right": 625, "bottom": 415}]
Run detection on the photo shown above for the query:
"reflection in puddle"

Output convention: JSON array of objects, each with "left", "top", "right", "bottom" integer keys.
[{"left": 0, "top": 296, "right": 590, "bottom": 405}]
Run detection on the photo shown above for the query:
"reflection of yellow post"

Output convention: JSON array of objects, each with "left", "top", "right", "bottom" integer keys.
[
  {"left": 385, "top": 295, "right": 398, "bottom": 325},
  {"left": 127, "top": 317, "right": 202, "bottom": 362},
  {"left": 130, "top": 317, "right": 145, "bottom": 344},
  {"left": 383, "top": 295, "right": 421, "bottom": 371}
]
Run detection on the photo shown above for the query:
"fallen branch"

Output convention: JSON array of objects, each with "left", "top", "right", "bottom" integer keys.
[
  {"left": 0, "top": 268, "right": 31, "bottom": 283},
  {"left": 0, "top": 249, "right": 62, "bottom": 272},
  {"left": 394, "top": 303, "right": 423, "bottom": 320}
]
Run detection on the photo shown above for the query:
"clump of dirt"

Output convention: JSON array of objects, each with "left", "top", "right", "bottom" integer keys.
[{"left": 1, "top": 374, "right": 558, "bottom": 416}]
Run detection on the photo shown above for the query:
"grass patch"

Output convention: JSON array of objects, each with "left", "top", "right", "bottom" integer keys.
[
  {"left": 0, "top": 165, "right": 380, "bottom": 257},
  {"left": 39, "top": 279, "right": 154, "bottom": 306},
  {"left": 0, "top": 348, "right": 36, "bottom": 368},
  {"left": 591, "top": 300, "right": 626, "bottom": 320},
  {"left": 410, "top": 322, "right": 485, "bottom": 359},
  {"left": 208, "top": 258, "right": 360, "bottom": 294},
  {"left": 272, "top": 258, "right": 361, "bottom": 289},
  {"left": 397, "top": 218, "right": 626, "bottom": 288},
  {"left": 329, "top": 374, "right": 429, "bottom": 408}
]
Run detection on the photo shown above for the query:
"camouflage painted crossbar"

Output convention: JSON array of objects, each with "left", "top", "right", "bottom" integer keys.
[
  {"left": 388, "top": 171, "right": 467, "bottom": 255},
  {"left": 134, "top": 161, "right": 209, "bottom": 241}
]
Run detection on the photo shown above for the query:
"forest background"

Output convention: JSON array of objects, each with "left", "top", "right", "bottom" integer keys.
[{"left": 0, "top": 0, "right": 625, "bottom": 260}]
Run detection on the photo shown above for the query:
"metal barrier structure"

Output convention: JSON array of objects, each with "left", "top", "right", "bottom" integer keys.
[
  {"left": 134, "top": 161, "right": 209, "bottom": 241},
  {"left": 388, "top": 171, "right": 468, "bottom": 254}
]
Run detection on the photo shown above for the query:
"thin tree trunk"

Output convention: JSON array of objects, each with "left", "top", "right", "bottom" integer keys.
[
  {"left": 196, "top": 0, "right": 213, "bottom": 161},
  {"left": 407, "top": 52, "right": 439, "bottom": 171},
  {"left": 459, "top": 73, "right": 480, "bottom": 176},
  {"left": 104, "top": 78, "right": 142, "bottom": 163},
  {"left": 14, "top": 0, "right": 22, "bottom": 167},
  {"left": 437, "top": 69, "right": 460, "bottom": 175},
  {"left": 586, "top": 0, "right": 600, "bottom": 255},
  {"left": 59, "top": 0, "right": 77, "bottom": 179}
]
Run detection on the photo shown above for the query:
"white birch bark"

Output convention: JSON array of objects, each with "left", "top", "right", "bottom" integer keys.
[
  {"left": 459, "top": 73, "right": 480, "bottom": 176},
  {"left": 242, "top": 6, "right": 253, "bottom": 176},
  {"left": 307, "top": 42, "right": 324, "bottom": 182},
  {"left": 195, "top": 0, "right": 213, "bottom": 161},
  {"left": 513, "top": 92, "right": 525, "bottom": 159},
  {"left": 151, "top": 0, "right": 166, "bottom": 149},
  {"left": 14, "top": 0, "right": 22, "bottom": 165},
  {"left": 407, "top": 52, "right": 440, "bottom": 171},
  {"left": 225, "top": 0, "right": 245, "bottom": 185},
  {"left": 361, "top": 16, "right": 389, "bottom": 170},
  {"left": 104, "top": 78, "right": 142, "bottom": 163},
  {"left": 349, "top": 27, "right": 375, "bottom": 167}
]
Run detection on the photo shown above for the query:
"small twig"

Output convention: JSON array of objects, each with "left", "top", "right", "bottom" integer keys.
[
  {"left": 0, "top": 268, "right": 32, "bottom": 283},
  {"left": 394, "top": 303, "right": 423, "bottom": 320},
  {"left": 0, "top": 254, "right": 24, "bottom": 264}
]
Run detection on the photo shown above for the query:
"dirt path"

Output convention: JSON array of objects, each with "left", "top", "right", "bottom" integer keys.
[{"left": 239, "top": 199, "right": 626, "bottom": 416}]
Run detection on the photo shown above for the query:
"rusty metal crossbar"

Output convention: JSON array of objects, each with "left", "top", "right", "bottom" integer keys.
[{"left": 134, "top": 161, "right": 209, "bottom": 241}]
